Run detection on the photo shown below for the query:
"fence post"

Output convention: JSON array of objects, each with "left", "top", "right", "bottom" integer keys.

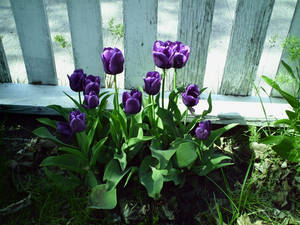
[
  {"left": 219, "top": 0, "right": 275, "bottom": 96},
  {"left": 177, "top": 0, "right": 215, "bottom": 89},
  {"left": 0, "top": 37, "right": 11, "bottom": 83},
  {"left": 10, "top": 0, "right": 57, "bottom": 85}
]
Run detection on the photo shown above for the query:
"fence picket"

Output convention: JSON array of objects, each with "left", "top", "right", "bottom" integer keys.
[
  {"left": 66, "top": 0, "right": 104, "bottom": 85},
  {"left": 177, "top": 0, "right": 215, "bottom": 89},
  {"left": 123, "top": 0, "right": 158, "bottom": 89},
  {"left": 10, "top": 0, "right": 57, "bottom": 85},
  {"left": 272, "top": 0, "right": 300, "bottom": 97},
  {"left": 219, "top": 0, "right": 275, "bottom": 96},
  {"left": 0, "top": 37, "right": 11, "bottom": 83}
]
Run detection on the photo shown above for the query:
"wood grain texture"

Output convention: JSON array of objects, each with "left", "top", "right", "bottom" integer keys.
[
  {"left": 219, "top": 0, "right": 275, "bottom": 96},
  {"left": 272, "top": 0, "right": 300, "bottom": 97},
  {"left": 0, "top": 37, "right": 11, "bottom": 83},
  {"left": 0, "top": 83, "right": 290, "bottom": 126},
  {"left": 123, "top": 0, "right": 158, "bottom": 89},
  {"left": 177, "top": 0, "right": 215, "bottom": 89},
  {"left": 10, "top": 0, "right": 57, "bottom": 85},
  {"left": 66, "top": 0, "right": 104, "bottom": 86}
]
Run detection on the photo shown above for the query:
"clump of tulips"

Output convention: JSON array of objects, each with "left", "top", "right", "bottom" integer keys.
[{"left": 33, "top": 40, "right": 237, "bottom": 210}]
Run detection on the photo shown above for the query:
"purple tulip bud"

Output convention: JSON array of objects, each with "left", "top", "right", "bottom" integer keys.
[
  {"left": 122, "top": 89, "right": 142, "bottom": 114},
  {"left": 101, "top": 47, "right": 124, "bottom": 75},
  {"left": 69, "top": 110, "right": 86, "bottom": 133},
  {"left": 84, "top": 75, "right": 101, "bottom": 95},
  {"left": 57, "top": 121, "right": 73, "bottom": 141},
  {"left": 143, "top": 71, "right": 162, "bottom": 95},
  {"left": 67, "top": 69, "right": 86, "bottom": 92},
  {"left": 170, "top": 41, "right": 190, "bottom": 69},
  {"left": 182, "top": 84, "right": 200, "bottom": 107},
  {"left": 84, "top": 91, "right": 99, "bottom": 109},
  {"left": 195, "top": 121, "right": 212, "bottom": 140}
]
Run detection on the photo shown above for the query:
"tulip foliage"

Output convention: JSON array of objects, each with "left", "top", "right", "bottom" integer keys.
[{"left": 33, "top": 40, "right": 237, "bottom": 210}]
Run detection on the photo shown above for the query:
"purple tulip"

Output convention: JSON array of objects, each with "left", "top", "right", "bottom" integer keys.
[
  {"left": 84, "top": 91, "right": 99, "bottom": 109},
  {"left": 152, "top": 40, "right": 174, "bottom": 69},
  {"left": 122, "top": 89, "right": 142, "bottom": 114},
  {"left": 67, "top": 69, "right": 86, "bottom": 92},
  {"left": 143, "top": 71, "right": 162, "bottom": 95},
  {"left": 57, "top": 121, "right": 73, "bottom": 140},
  {"left": 101, "top": 47, "right": 124, "bottom": 75},
  {"left": 170, "top": 41, "right": 190, "bottom": 69},
  {"left": 84, "top": 75, "right": 100, "bottom": 95},
  {"left": 182, "top": 84, "right": 200, "bottom": 107},
  {"left": 195, "top": 121, "right": 212, "bottom": 140},
  {"left": 69, "top": 110, "right": 86, "bottom": 133}
]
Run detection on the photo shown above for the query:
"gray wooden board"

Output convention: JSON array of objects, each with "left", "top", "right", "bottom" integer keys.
[
  {"left": 272, "top": 0, "right": 300, "bottom": 97},
  {"left": 9, "top": 0, "right": 57, "bottom": 85},
  {"left": 0, "top": 83, "right": 290, "bottom": 126},
  {"left": 0, "top": 37, "right": 11, "bottom": 83},
  {"left": 219, "top": 0, "right": 275, "bottom": 96},
  {"left": 123, "top": 0, "right": 158, "bottom": 89},
  {"left": 66, "top": 0, "right": 105, "bottom": 85},
  {"left": 177, "top": 0, "right": 215, "bottom": 89}
]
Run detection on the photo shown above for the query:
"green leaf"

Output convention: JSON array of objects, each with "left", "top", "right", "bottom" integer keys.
[
  {"left": 281, "top": 60, "right": 297, "bottom": 81},
  {"left": 103, "top": 159, "right": 131, "bottom": 191},
  {"left": 202, "top": 93, "right": 212, "bottom": 118},
  {"left": 36, "top": 118, "right": 57, "bottom": 129},
  {"left": 98, "top": 92, "right": 113, "bottom": 110},
  {"left": 44, "top": 168, "right": 80, "bottom": 191},
  {"left": 157, "top": 108, "right": 179, "bottom": 137},
  {"left": 87, "top": 118, "right": 99, "bottom": 150},
  {"left": 150, "top": 139, "right": 176, "bottom": 169},
  {"left": 124, "top": 167, "right": 138, "bottom": 187},
  {"left": 33, "top": 127, "right": 74, "bottom": 148},
  {"left": 286, "top": 110, "right": 297, "bottom": 120},
  {"left": 40, "top": 154, "right": 88, "bottom": 174},
  {"left": 139, "top": 156, "right": 167, "bottom": 199},
  {"left": 47, "top": 105, "right": 70, "bottom": 120},
  {"left": 85, "top": 170, "right": 98, "bottom": 188},
  {"left": 175, "top": 141, "right": 198, "bottom": 168},
  {"left": 127, "top": 136, "right": 154, "bottom": 148},
  {"left": 114, "top": 150, "right": 127, "bottom": 171},
  {"left": 63, "top": 91, "right": 86, "bottom": 113},
  {"left": 58, "top": 147, "right": 86, "bottom": 161},
  {"left": 90, "top": 137, "right": 107, "bottom": 169},
  {"left": 204, "top": 123, "right": 238, "bottom": 148},
  {"left": 88, "top": 184, "right": 117, "bottom": 209},
  {"left": 195, "top": 151, "right": 233, "bottom": 176}
]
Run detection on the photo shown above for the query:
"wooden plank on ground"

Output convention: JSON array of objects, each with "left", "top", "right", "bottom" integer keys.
[
  {"left": 0, "top": 83, "right": 290, "bottom": 126},
  {"left": 219, "top": 0, "right": 275, "bottom": 96},
  {"left": 272, "top": 0, "right": 300, "bottom": 97},
  {"left": 66, "top": 0, "right": 104, "bottom": 85},
  {"left": 123, "top": 0, "right": 158, "bottom": 89},
  {"left": 177, "top": 0, "right": 215, "bottom": 89},
  {"left": 10, "top": 0, "right": 57, "bottom": 85},
  {"left": 0, "top": 37, "right": 11, "bottom": 83}
]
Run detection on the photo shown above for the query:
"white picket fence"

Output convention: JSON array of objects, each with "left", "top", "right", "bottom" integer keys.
[{"left": 0, "top": 0, "right": 299, "bottom": 125}]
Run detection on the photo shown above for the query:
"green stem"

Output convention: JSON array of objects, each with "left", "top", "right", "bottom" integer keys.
[
  {"left": 114, "top": 75, "right": 119, "bottom": 111},
  {"left": 161, "top": 69, "right": 166, "bottom": 109},
  {"left": 78, "top": 92, "right": 82, "bottom": 105},
  {"left": 151, "top": 95, "right": 156, "bottom": 126},
  {"left": 184, "top": 107, "right": 188, "bottom": 126},
  {"left": 173, "top": 69, "right": 177, "bottom": 91}
]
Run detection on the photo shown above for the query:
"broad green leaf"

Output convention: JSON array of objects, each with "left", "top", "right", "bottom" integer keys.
[
  {"left": 124, "top": 167, "right": 138, "bottom": 187},
  {"left": 195, "top": 151, "right": 233, "bottom": 176},
  {"left": 150, "top": 140, "right": 176, "bottom": 169},
  {"left": 286, "top": 110, "right": 297, "bottom": 120},
  {"left": 103, "top": 159, "right": 131, "bottom": 190},
  {"left": 33, "top": 127, "right": 74, "bottom": 148},
  {"left": 127, "top": 136, "right": 154, "bottom": 148},
  {"left": 88, "top": 184, "right": 117, "bottom": 209},
  {"left": 204, "top": 123, "right": 238, "bottom": 148},
  {"left": 202, "top": 93, "right": 212, "bottom": 118},
  {"left": 40, "top": 154, "right": 88, "bottom": 174},
  {"left": 86, "top": 170, "right": 98, "bottom": 188},
  {"left": 175, "top": 141, "right": 198, "bottom": 168},
  {"left": 90, "top": 137, "right": 108, "bottom": 168},
  {"left": 58, "top": 147, "right": 86, "bottom": 161},
  {"left": 44, "top": 168, "right": 80, "bottom": 191},
  {"left": 139, "top": 156, "right": 167, "bottom": 199},
  {"left": 76, "top": 132, "right": 89, "bottom": 154},
  {"left": 281, "top": 60, "right": 297, "bottom": 81},
  {"left": 87, "top": 118, "right": 99, "bottom": 150},
  {"left": 36, "top": 118, "right": 57, "bottom": 129},
  {"left": 47, "top": 105, "right": 70, "bottom": 120},
  {"left": 157, "top": 108, "right": 179, "bottom": 137},
  {"left": 114, "top": 150, "right": 127, "bottom": 171}
]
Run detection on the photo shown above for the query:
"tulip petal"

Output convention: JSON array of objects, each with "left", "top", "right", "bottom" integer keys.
[
  {"left": 153, "top": 52, "right": 171, "bottom": 69},
  {"left": 109, "top": 51, "right": 124, "bottom": 75},
  {"left": 125, "top": 97, "right": 141, "bottom": 114}
]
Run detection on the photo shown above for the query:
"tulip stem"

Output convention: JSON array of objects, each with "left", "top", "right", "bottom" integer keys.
[
  {"left": 151, "top": 95, "right": 156, "bottom": 124},
  {"left": 173, "top": 69, "right": 177, "bottom": 91},
  {"left": 78, "top": 92, "right": 82, "bottom": 105},
  {"left": 114, "top": 75, "right": 119, "bottom": 111},
  {"left": 161, "top": 69, "right": 166, "bottom": 109},
  {"left": 184, "top": 107, "right": 188, "bottom": 126}
]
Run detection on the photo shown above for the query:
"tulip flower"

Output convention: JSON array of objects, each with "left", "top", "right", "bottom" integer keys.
[
  {"left": 67, "top": 69, "right": 86, "bottom": 92},
  {"left": 69, "top": 110, "right": 86, "bottom": 133},
  {"left": 122, "top": 89, "right": 142, "bottom": 114},
  {"left": 182, "top": 84, "right": 200, "bottom": 107},
  {"left": 101, "top": 47, "right": 124, "bottom": 75},
  {"left": 57, "top": 121, "right": 73, "bottom": 140},
  {"left": 195, "top": 121, "right": 212, "bottom": 140},
  {"left": 84, "top": 75, "right": 100, "bottom": 95},
  {"left": 170, "top": 41, "right": 190, "bottom": 69},
  {"left": 143, "top": 71, "right": 161, "bottom": 95},
  {"left": 152, "top": 40, "right": 174, "bottom": 69},
  {"left": 84, "top": 91, "right": 99, "bottom": 109}
]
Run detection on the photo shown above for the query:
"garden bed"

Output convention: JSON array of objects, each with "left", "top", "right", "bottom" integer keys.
[{"left": 1, "top": 113, "right": 299, "bottom": 225}]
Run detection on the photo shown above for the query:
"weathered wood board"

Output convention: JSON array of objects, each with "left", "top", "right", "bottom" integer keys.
[{"left": 0, "top": 37, "right": 11, "bottom": 83}]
